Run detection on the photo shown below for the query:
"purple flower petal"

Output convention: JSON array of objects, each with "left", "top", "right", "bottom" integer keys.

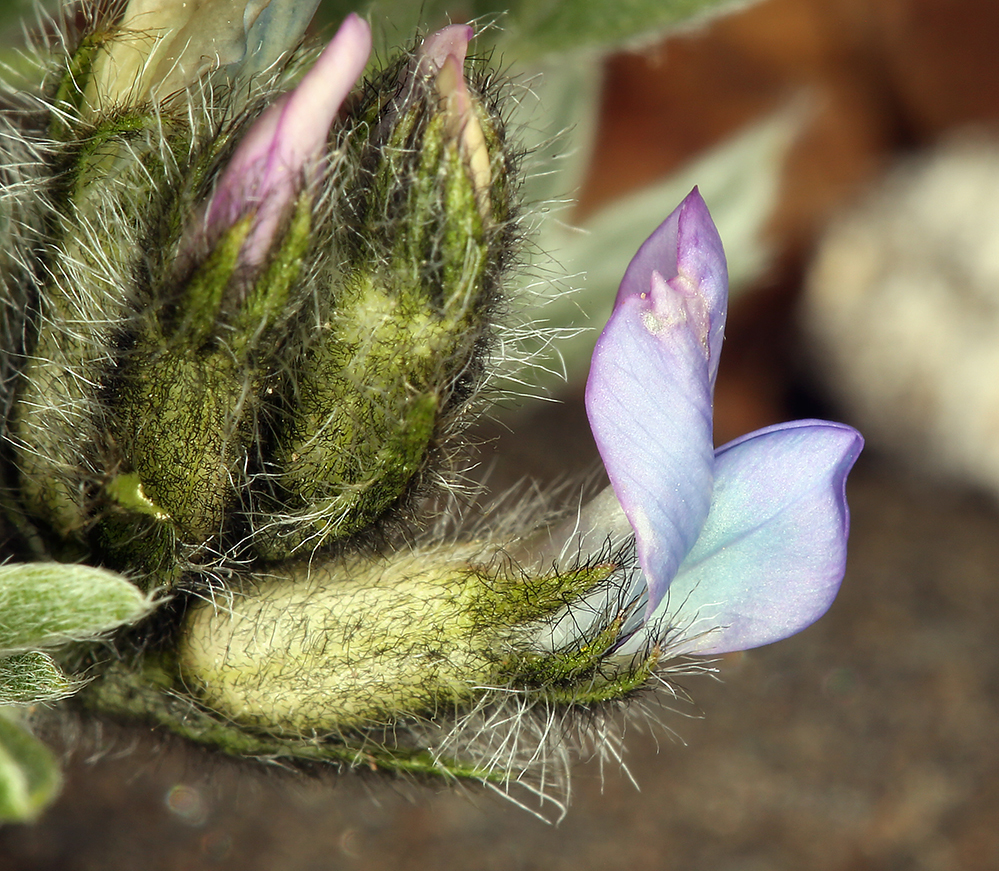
[
  {"left": 206, "top": 13, "right": 371, "bottom": 265},
  {"left": 658, "top": 420, "right": 863, "bottom": 656},
  {"left": 587, "top": 274, "right": 718, "bottom": 612},
  {"left": 615, "top": 187, "right": 727, "bottom": 386},
  {"left": 587, "top": 189, "right": 727, "bottom": 613}
]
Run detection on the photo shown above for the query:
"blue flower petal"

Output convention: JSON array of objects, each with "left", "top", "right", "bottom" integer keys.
[
  {"left": 586, "top": 272, "right": 715, "bottom": 613},
  {"left": 587, "top": 189, "right": 727, "bottom": 613},
  {"left": 655, "top": 420, "right": 863, "bottom": 655},
  {"left": 616, "top": 188, "right": 727, "bottom": 386}
]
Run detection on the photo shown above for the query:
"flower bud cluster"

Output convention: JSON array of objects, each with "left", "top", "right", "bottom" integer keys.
[{"left": 2, "top": 7, "right": 519, "bottom": 586}]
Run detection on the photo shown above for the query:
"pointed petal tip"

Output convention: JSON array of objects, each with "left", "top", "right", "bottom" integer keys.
[
  {"left": 322, "top": 13, "right": 373, "bottom": 74},
  {"left": 202, "top": 11, "right": 371, "bottom": 261},
  {"left": 675, "top": 187, "right": 725, "bottom": 277},
  {"left": 614, "top": 189, "right": 727, "bottom": 370},
  {"left": 419, "top": 23, "right": 475, "bottom": 75},
  {"left": 340, "top": 12, "right": 374, "bottom": 47}
]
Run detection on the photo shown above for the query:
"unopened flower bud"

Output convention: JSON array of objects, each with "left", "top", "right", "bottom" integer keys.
[
  {"left": 251, "top": 24, "right": 518, "bottom": 557},
  {"left": 198, "top": 12, "right": 371, "bottom": 268},
  {"left": 177, "top": 545, "right": 615, "bottom": 733},
  {"left": 8, "top": 12, "right": 373, "bottom": 582}
]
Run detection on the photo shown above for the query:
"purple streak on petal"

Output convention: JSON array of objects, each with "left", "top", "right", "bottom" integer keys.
[
  {"left": 206, "top": 13, "right": 371, "bottom": 265},
  {"left": 586, "top": 269, "right": 715, "bottom": 615},
  {"left": 615, "top": 187, "right": 728, "bottom": 386},
  {"left": 659, "top": 420, "right": 863, "bottom": 656},
  {"left": 418, "top": 24, "right": 474, "bottom": 76}
]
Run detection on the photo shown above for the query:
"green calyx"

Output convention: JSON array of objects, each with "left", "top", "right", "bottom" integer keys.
[
  {"left": 10, "top": 103, "right": 184, "bottom": 540},
  {"left": 501, "top": 633, "right": 661, "bottom": 706},
  {"left": 100, "top": 190, "right": 317, "bottom": 563},
  {"left": 81, "top": 549, "right": 651, "bottom": 787},
  {"left": 256, "top": 269, "right": 470, "bottom": 556},
  {"left": 173, "top": 549, "right": 631, "bottom": 735},
  {"left": 250, "top": 63, "right": 513, "bottom": 558},
  {"left": 176, "top": 549, "right": 510, "bottom": 734}
]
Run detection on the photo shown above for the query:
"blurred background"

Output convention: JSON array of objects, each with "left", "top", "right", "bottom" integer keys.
[{"left": 4, "top": 0, "right": 999, "bottom": 867}]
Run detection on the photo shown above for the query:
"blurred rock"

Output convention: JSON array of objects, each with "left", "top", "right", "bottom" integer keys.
[{"left": 804, "top": 133, "right": 999, "bottom": 498}]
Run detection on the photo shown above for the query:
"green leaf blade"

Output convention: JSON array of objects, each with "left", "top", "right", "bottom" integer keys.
[
  {"left": 0, "top": 563, "right": 156, "bottom": 654},
  {"left": 486, "top": 0, "right": 756, "bottom": 59}
]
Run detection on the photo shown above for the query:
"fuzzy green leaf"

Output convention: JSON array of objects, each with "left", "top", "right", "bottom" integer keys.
[
  {"left": 486, "top": 0, "right": 756, "bottom": 58},
  {"left": 0, "top": 712, "right": 61, "bottom": 823},
  {"left": 0, "top": 563, "right": 156, "bottom": 654},
  {"left": 0, "top": 652, "right": 77, "bottom": 706},
  {"left": 315, "top": 0, "right": 757, "bottom": 60}
]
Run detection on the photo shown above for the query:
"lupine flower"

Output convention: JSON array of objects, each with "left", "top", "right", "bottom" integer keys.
[
  {"left": 572, "top": 187, "right": 862, "bottom": 657},
  {"left": 1, "top": 0, "right": 863, "bottom": 821}
]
